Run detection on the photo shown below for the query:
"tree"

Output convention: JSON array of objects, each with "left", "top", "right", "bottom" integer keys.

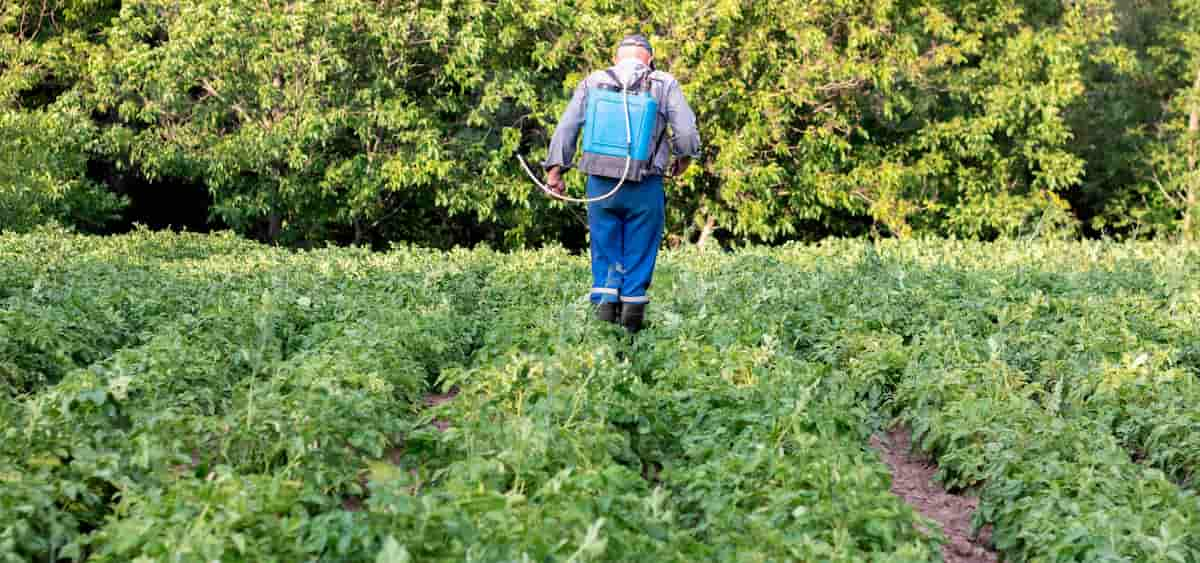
[
  {"left": 80, "top": 0, "right": 592, "bottom": 247},
  {"left": 1138, "top": 0, "right": 1200, "bottom": 240},
  {"left": 0, "top": 1, "right": 124, "bottom": 233},
  {"left": 4, "top": 0, "right": 1198, "bottom": 245}
]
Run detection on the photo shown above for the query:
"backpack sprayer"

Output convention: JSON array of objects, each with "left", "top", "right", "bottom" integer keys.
[{"left": 518, "top": 69, "right": 659, "bottom": 204}]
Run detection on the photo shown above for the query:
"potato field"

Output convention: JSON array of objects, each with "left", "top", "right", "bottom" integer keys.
[{"left": 3, "top": 229, "right": 1200, "bottom": 562}]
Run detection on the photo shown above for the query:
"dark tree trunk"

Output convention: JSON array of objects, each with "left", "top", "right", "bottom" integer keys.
[{"left": 268, "top": 210, "right": 282, "bottom": 243}]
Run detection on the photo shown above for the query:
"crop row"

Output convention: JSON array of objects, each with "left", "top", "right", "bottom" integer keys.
[
  {"left": 3, "top": 233, "right": 943, "bottom": 561},
  {"left": 406, "top": 251, "right": 941, "bottom": 560},
  {"left": 766, "top": 240, "right": 1200, "bottom": 561},
  {"left": 5, "top": 231, "right": 1200, "bottom": 562},
  {"left": 2, "top": 231, "right": 498, "bottom": 560}
]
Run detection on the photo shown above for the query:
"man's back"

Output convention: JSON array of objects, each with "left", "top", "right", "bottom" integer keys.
[{"left": 540, "top": 34, "right": 701, "bottom": 332}]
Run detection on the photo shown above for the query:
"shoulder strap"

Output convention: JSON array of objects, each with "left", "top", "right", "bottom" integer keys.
[
  {"left": 605, "top": 68, "right": 655, "bottom": 92},
  {"left": 633, "top": 71, "right": 656, "bottom": 93},
  {"left": 604, "top": 69, "right": 624, "bottom": 90}
]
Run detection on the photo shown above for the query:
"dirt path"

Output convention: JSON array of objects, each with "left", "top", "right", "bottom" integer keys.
[{"left": 869, "top": 427, "right": 997, "bottom": 563}]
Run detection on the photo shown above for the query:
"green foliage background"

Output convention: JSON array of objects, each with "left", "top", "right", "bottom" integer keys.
[{"left": 2, "top": 0, "right": 1199, "bottom": 246}]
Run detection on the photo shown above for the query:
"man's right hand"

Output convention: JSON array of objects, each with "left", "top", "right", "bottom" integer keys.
[{"left": 546, "top": 166, "right": 565, "bottom": 194}]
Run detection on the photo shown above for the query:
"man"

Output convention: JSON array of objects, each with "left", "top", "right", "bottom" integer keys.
[{"left": 542, "top": 34, "right": 702, "bottom": 333}]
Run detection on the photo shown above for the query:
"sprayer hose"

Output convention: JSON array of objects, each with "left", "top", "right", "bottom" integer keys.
[{"left": 520, "top": 83, "right": 634, "bottom": 204}]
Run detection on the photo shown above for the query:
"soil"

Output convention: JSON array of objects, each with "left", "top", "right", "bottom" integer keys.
[
  {"left": 869, "top": 427, "right": 998, "bottom": 563},
  {"left": 423, "top": 388, "right": 459, "bottom": 407},
  {"left": 341, "top": 495, "right": 364, "bottom": 511}
]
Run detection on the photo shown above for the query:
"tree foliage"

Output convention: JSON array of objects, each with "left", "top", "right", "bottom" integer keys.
[
  {"left": 1141, "top": 0, "right": 1200, "bottom": 240},
  {"left": 1, "top": 1, "right": 125, "bottom": 231},
  {"left": 2, "top": 0, "right": 1199, "bottom": 245}
]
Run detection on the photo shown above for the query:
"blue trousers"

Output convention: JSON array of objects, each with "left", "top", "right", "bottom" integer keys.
[{"left": 586, "top": 174, "right": 665, "bottom": 305}]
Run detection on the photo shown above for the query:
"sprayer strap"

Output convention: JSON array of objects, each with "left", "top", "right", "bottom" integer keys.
[
  {"left": 604, "top": 68, "right": 653, "bottom": 93},
  {"left": 633, "top": 72, "right": 651, "bottom": 92},
  {"left": 604, "top": 69, "right": 625, "bottom": 91}
]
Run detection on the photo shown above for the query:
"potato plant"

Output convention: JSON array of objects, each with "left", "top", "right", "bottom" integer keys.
[{"left": 3, "top": 230, "right": 1200, "bottom": 561}]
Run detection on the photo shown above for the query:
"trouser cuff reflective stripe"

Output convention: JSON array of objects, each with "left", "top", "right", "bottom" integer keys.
[
  {"left": 591, "top": 288, "right": 619, "bottom": 301},
  {"left": 620, "top": 295, "right": 649, "bottom": 304}
]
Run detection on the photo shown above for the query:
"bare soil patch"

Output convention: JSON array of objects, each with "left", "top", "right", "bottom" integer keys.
[
  {"left": 870, "top": 427, "right": 997, "bottom": 563},
  {"left": 423, "top": 388, "right": 459, "bottom": 407}
]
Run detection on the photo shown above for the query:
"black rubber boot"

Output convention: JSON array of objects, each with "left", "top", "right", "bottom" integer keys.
[
  {"left": 596, "top": 302, "right": 620, "bottom": 324},
  {"left": 620, "top": 303, "right": 646, "bottom": 333}
]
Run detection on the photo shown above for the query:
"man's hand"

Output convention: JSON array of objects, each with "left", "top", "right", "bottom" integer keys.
[
  {"left": 546, "top": 166, "right": 565, "bottom": 194},
  {"left": 670, "top": 157, "right": 691, "bottom": 178}
]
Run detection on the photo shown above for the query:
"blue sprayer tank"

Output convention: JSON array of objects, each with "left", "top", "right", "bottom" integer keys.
[{"left": 581, "top": 88, "right": 658, "bottom": 163}]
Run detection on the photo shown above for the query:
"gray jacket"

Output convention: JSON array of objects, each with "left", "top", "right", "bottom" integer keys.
[{"left": 542, "top": 67, "right": 701, "bottom": 178}]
